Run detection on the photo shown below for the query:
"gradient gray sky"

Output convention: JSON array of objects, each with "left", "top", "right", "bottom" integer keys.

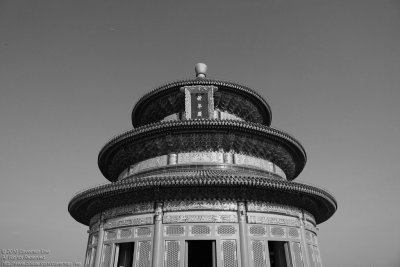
[{"left": 0, "top": 1, "right": 399, "bottom": 266}]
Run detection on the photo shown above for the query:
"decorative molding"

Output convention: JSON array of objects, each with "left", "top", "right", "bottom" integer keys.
[
  {"left": 163, "top": 200, "right": 237, "bottom": 212},
  {"left": 163, "top": 211, "right": 238, "bottom": 223},
  {"left": 103, "top": 202, "right": 154, "bottom": 220},
  {"left": 104, "top": 215, "right": 153, "bottom": 229},
  {"left": 305, "top": 221, "right": 318, "bottom": 233},
  {"left": 304, "top": 210, "right": 316, "bottom": 225},
  {"left": 247, "top": 202, "right": 301, "bottom": 217},
  {"left": 177, "top": 151, "right": 223, "bottom": 164},
  {"left": 247, "top": 213, "right": 300, "bottom": 227},
  {"left": 88, "top": 222, "right": 100, "bottom": 234},
  {"left": 89, "top": 213, "right": 101, "bottom": 226}
]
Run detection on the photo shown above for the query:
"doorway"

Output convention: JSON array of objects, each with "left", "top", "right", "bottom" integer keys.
[
  {"left": 116, "top": 242, "right": 135, "bottom": 267},
  {"left": 268, "top": 241, "right": 291, "bottom": 267},
  {"left": 185, "top": 240, "right": 216, "bottom": 267}
]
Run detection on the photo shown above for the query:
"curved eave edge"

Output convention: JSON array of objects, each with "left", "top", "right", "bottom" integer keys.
[
  {"left": 97, "top": 120, "right": 307, "bottom": 180},
  {"left": 131, "top": 79, "right": 272, "bottom": 126},
  {"left": 68, "top": 178, "right": 336, "bottom": 226}
]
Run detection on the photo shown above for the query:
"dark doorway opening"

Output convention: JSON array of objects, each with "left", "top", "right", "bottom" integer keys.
[
  {"left": 268, "top": 241, "right": 290, "bottom": 267},
  {"left": 117, "top": 242, "right": 135, "bottom": 267},
  {"left": 186, "top": 240, "right": 216, "bottom": 267}
]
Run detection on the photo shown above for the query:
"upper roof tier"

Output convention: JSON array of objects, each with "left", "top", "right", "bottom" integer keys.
[{"left": 131, "top": 78, "right": 272, "bottom": 127}]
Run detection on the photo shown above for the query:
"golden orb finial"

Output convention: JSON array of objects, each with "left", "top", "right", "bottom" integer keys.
[{"left": 195, "top": 63, "right": 207, "bottom": 78}]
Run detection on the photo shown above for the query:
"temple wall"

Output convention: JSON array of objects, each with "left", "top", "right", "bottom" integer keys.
[{"left": 84, "top": 201, "right": 322, "bottom": 267}]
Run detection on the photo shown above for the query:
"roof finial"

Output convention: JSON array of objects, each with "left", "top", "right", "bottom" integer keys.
[{"left": 195, "top": 63, "right": 207, "bottom": 78}]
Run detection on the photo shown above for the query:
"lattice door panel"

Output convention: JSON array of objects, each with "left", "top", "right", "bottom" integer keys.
[
  {"left": 89, "top": 248, "right": 96, "bottom": 267},
  {"left": 164, "top": 241, "right": 181, "bottom": 267},
  {"left": 251, "top": 240, "right": 267, "bottom": 267},
  {"left": 290, "top": 242, "right": 304, "bottom": 267},
  {"left": 136, "top": 241, "right": 151, "bottom": 267},
  {"left": 313, "top": 246, "right": 322, "bottom": 267},
  {"left": 221, "top": 240, "right": 238, "bottom": 267},
  {"left": 102, "top": 245, "right": 112, "bottom": 267},
  {"left": 307, "top": 244, "right": 316, "bottom": 267}
]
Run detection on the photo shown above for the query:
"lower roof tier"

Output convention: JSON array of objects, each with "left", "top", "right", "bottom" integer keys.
[
  {"left": 69, "top": 168, "right": 336, "bottom": 226},
  {"left": 98, "top": 119, "right": 307, "bottom": 181}
]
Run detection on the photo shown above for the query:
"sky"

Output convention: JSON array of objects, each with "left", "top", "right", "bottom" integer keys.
[{"left": 0, "top": 1, "right": 399, "bottom": 266}]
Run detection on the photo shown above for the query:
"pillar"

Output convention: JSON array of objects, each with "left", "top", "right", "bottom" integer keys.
[
  {"left": 93, "top": 213, "right": 105, "bottom": 267},
  {"left": 299, "top": 211, "right": 311, "bottom": 267},
  {"left": 152, "top": 202, "right": 163, "bottom": 267},
  {"left": 238, "top": 202, "right": 249, "bottom": 267}
]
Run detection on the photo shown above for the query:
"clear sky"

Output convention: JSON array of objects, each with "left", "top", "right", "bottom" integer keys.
[{"left": 0, "top": 1, "right": 399, "bottom": 266}]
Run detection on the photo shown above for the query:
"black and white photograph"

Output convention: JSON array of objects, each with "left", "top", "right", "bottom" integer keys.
[{"left": 0, "top": 1, "right": 399, "bottom": 267}]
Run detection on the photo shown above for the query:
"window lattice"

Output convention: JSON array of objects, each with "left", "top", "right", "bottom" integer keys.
[
  {"left": 217, "top": 225, "right": 236, "bottom": 235},
  {"left": 249, "top": 226, "right": 266, "bottom": 236},
  {"left": 136, "top": 241, "right": 151, "bottom": 267},
  {"left": 191, "top": 225, "right": 211, "bottom": 235},
  {"left": 307, "top": 244, "right": 316, "bottom": 267},
  {"left": 137, "top": 227, "right": 151, "bottom": 237},
  {"left": 101, "top": 245, "right": 112, "bottom": 267},
  {"left": 165, "top": 241, "right": 180, "bottom": 267},
  {"left": 106, "top": 231, "right": 116, "bottom": 240},
  {"left": 312, "top": 233, "right": 318, "bottom": 244},
  {"left": 313, "top": 246, "right": 322, "bottom": 267},
  {"left": 252, "top": 240, "right": 266, "bottom": 267},
  {"left": 288, "top": 228, "right": 299, "bottom": 238},
  {"left": 291, "top": 242, "right": 304, "bottom": 267},
  {"left": 270, "top": 227, "right": 285, "bottom": 237},
  {"left": 89, "top": 248, "right": 96, "bottom": 267},
  {"left": 305, "top": 231, "right": 312, "bottom": 242},
  {"left": 166, "top": 226, "right": 185, "bottom": 236},
  {"left": 120, "top": 229, "right": 132, "bottom": 239},
  {"left": 84, "top": 248, "right": 91, "bottom": 267},
  {"left": 221, "top": 240, "right": 238, "bottom": 267}
]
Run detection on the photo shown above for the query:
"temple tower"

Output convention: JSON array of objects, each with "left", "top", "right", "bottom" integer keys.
[{"left": 68, "top": 64, "right": 337, "bottom": 267}]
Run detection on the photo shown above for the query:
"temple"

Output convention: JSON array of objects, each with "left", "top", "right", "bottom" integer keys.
[{"left": 68, "top": 63, "right": 337, "bottom": 267}]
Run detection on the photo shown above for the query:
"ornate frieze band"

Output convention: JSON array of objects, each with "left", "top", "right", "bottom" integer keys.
[
  {"left": 247, "top": 213, "right": 300, "bottom": 227},
  {"left": 163, "top": 211, "right": 238, "bottom": 223},
  {"left": 247, "top": 202, "right": 300, "bottom": 217},
  {"left": 102, "top": 202, "right": 154, "bottom": 220},
  {"left": 104, "top": 214, "right": 153, "bottom": 229},
  {"left": 163, "top": 200, "right": 238, "bottom": 212}
]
